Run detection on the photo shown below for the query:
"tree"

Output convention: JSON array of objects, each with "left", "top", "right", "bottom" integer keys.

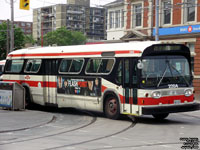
[
  {"left": 25, "top": 35, "right": 36, "bottom": 46},
  {"left": 0, "top": 22, "right": 8, "bottom": 59},
  {"left": 0, "top": 22, "right": 25, "bottom": 59},
  {"left": 43, "top": 27, "right": 86, "bottom": 46}
]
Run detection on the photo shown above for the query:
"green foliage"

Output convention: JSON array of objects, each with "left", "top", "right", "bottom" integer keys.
[
  {"left": 25, "top": 35, "right": 36, "bottom": 45},
  {"left": 43, "top": 27, "right": 86, "bottom": 46},
  {"left": 14, "top": 27, "right": 25, "bottom": 50},
  {"left": 0, "top": 22, "right": 8, "bottom": 59},
  {"left": 0, "top": 22, "right": 26, "bottom": 59}
]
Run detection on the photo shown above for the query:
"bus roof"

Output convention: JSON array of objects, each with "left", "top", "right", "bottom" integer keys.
[{"left": 7, "top": 41, "right": 161, "bottom": 59}]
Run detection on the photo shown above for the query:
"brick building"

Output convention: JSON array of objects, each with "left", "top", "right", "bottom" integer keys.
[
  {"left": 0, "top": 20, "right": 32, "bottom": 35},
  {"left": 106, "top": 0, "right": 200, "bottom": 96}
]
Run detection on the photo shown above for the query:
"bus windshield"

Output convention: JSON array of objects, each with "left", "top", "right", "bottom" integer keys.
[{"left": 140, "top": 55, "right": 192, "bottom": 88}]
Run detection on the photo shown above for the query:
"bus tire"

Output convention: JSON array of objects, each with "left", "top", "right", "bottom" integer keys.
[
  {"left": 152, "top": 113, "right": 169, "bottom": 120},
  {"left": 104, "top": 95, "right": 120, "bottom": 120}
]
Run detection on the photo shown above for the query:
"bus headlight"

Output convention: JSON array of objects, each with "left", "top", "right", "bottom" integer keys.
[
  {"left": 151, "top": 91, "right": 161, "bottom": 99},
  {"left": 184, "top": 89, "right": 193, "bottom": 97}
]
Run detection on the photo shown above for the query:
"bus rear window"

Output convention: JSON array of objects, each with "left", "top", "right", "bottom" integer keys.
[{"left": 5, "top": 60, "right": 24, "bottom": 73}]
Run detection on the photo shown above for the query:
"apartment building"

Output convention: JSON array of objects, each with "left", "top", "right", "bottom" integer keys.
[
  {"left": 33, "top": 0, "right": 106, "bottom": 42},
  {"left": 106, "top": 0, "right": 200, "bottom": 95},
  {"left": 0, "top": 20, "right": 32, "bottom": 35}
]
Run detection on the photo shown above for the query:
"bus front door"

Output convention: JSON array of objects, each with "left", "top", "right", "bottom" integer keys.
[
  {"left": 43, "top": 60, "right": 58, "bottom": 106},
  {"left": 123, "top": 58, "right": 139, "bottom": 116}
]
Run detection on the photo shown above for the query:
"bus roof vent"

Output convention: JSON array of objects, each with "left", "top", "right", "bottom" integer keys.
[{"left": 101, "top": 51, "right": 115, "bottom": 57}]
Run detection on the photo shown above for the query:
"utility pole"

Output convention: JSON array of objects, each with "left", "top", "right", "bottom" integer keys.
[
  {"left": 10, "top": 0, "right": 14, "bottom": 51},
  {"left": 6, "top": 19, "right": 10, "bottom": 55},
  {"left": 155, "top": 0, "right": 159, "bottom": 41}
]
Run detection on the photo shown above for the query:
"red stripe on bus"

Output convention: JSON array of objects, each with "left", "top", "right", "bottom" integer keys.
[
  {"left": 101, "top": 85, "right": 107, "bottom": 93},
  {"left": 138, "top": 95, "right": 194, "bottom": 105},
  {"left": 119, "top": 94, "right": 124, "bottom": 104},
  {"left": 3, "top": 80, "right": 57, "bottom": 88},
  {"left": 8, "top": 50, "right": 141, "bottom": 58}
]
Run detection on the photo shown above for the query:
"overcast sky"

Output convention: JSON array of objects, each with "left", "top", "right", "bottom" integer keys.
[{"left": 0, "top": 0, "right": 115, "bottom": 22}]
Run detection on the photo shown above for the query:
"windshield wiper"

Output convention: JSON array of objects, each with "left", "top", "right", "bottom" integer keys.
[
  {"left": 157, "top": 60, "right": 169, "bottom": 88},
  {"left": 168, "top": 63, "right": 190, "bottom": 87},
  {"left": 157, "top": 60, "right": 190, "bottom": 87}
]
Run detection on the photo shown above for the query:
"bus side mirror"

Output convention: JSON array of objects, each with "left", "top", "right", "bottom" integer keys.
[{"left": 137, "top": 60, "right": 144, "bottom": 69}]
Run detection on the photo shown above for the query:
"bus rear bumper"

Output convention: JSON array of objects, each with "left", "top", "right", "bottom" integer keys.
[{"left": 142, "top": 102, "right": 200, "bottom": 115}]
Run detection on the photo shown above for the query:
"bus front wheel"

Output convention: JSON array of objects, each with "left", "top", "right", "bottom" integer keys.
[
  {"left": 152, "top": 113, "right": 169, "bottom": 120},
  {"left": 104, "top": 95, "right": 120, "bottom": 120}
]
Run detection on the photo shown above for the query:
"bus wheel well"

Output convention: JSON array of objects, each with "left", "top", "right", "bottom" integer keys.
[
  {"left": 23, "top": 86, "right": 32, "bottom": 108},
  {"left": 103, "top": 92, "right": 120, "bottom": 120}
]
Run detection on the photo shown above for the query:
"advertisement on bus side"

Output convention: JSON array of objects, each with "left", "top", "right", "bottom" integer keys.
[{"left": 57, "top": 76, "right": 101, "bottom": 97}]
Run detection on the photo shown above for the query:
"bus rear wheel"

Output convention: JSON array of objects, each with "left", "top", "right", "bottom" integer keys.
[
  {"left": 104, "top": 96, "right": 120, "bottom": 120},
  {"left": 152, "top": 113, "right": 169, "bottom": 120},
  {"left": 24, "top": 88, "right": 32, "bottom": 109}
]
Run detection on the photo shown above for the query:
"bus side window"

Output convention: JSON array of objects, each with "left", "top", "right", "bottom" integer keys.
[
  {"left": 69, "top": 59, "right": 84, "bottom": 73},
  {"left": 32, "top": 60, "right": 42, "bottom": 72},
  {"left": 125, "top": 59, "right": 129, "bottom": 84},
  {"left": 5, "top": 60, "right": 12, "bottom": 72},
  {"left": 25, "top": 59, "right": 42, "bottom": 73},
  {"left": 86, "top": 59, "right": 101, "bottom": 73},
  {"left": 86, "top": 58, "right": 115, "bottom": 74},
  {"left": 132, "top": 60, "right": 137, "bottom": 84},
  {"left": 59, "top": 59, "right": 72, "bottom": 72},
  {"left": 59, "top": 59, "right": 84, "bottom": 74},
  {"left": 86, "top": 59, "right": 94, "bottom": 73},
  {"left": 116, "top": 61, "right": 122, "bottom": 84},
  {"left": 5, "top": 60, "right": 24, "bottom": 73},
  {"left": 25, "top": 61, "right": 32, "bottom": 72},
  {"left": 93, "top": 59, "right": 101, "bottom": 73},
  {"left": 98, "top": 59, "right": 114, "bottom": 73}
]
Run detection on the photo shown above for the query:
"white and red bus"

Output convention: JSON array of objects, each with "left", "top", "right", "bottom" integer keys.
[
  {"left": 2, "top": 41, "right": 200, "bottom": 119},
  {"left": 0, "top": 59, "right": 6, "bottom": 79}
]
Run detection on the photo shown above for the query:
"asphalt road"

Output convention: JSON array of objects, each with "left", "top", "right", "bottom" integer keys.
[{"left": 0, "top": 105, "right": 200, "bottom": 150}]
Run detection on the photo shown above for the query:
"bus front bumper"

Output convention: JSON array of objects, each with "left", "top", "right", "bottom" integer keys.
[{"left": 142, "top": 102, "right": 200, "bottom": 115}]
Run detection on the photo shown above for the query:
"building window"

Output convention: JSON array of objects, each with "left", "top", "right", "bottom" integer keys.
[
  {"left": 184, "top": 0, "right": 195, "bottom": 22},
  {"left": 115, "top": 10, "right": 120, "bottom": 28},
  {"left": 27, "top": 23, "right": 31, "bottom": 27},
  {"left": 21, "top": 22, "right": 25, "bottom": 27},
  {"left": 121, "top": 9, "right": 124, "bottom": 28},
  {"left": 132, "top": 3, "right": 142, "bottom": 27},
  {"left": 109, "top": 11, "right": 114, "bottom": 29},
  {"left": 162, "top": 0, "right": 171, "bottom": 25}
]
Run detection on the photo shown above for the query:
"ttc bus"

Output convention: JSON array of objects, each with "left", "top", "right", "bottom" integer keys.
[
  {"left": 0, "top": 60, "right": 6, "bottom": 80},
  {"left": 2, "top": 41, "right": 200, "bottom": 119}
]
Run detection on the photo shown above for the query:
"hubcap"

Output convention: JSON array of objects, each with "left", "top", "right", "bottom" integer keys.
[{"left": 108, "top": 99, "right": 117, "bottom": 114}]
